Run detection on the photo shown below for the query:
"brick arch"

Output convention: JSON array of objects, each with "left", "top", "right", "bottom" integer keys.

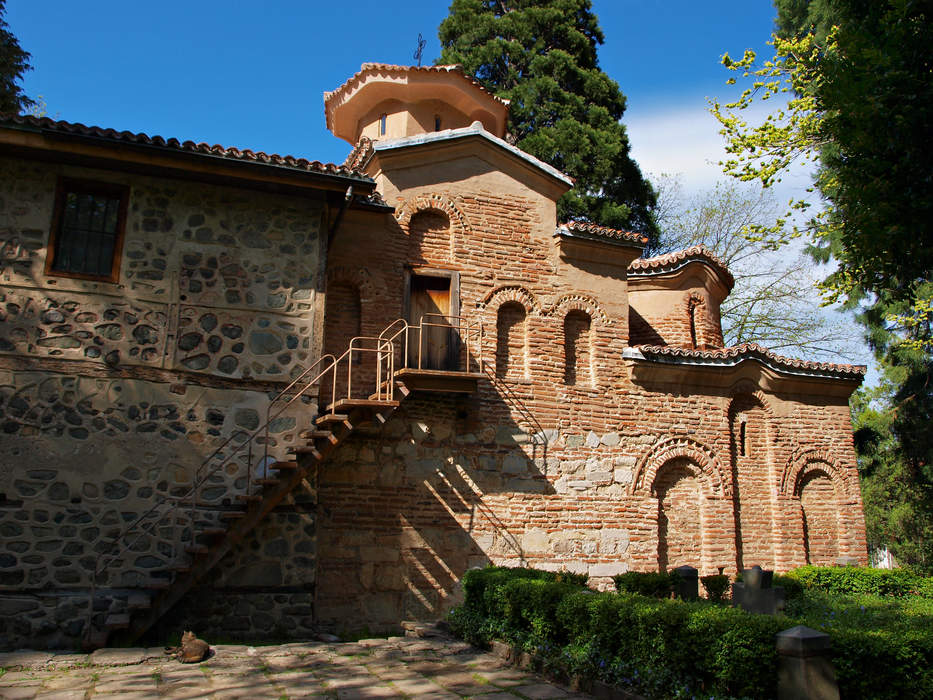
[
  {"left": 728, "top": 381, "right": 774, "bottom": 415},
  {"left": 477, "top": 285, "right": 541, "bottom": 316},
  {"left": 631, "top": 436, "right": 731, "bottom": 498},
  {"left": 395, "top": 193, "right": 471, "bottom": 251},
  {"left": 780, "top": 449, "right": 855, "bottom": 501},
  {"left": 546, "top": 294, "right": 611, "bottom": 326},
  {"left": 326, "top": 265, "right": 380, "bottom": 302}
]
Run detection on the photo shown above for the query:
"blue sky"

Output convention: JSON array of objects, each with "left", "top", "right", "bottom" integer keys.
[{"left": 8, "top": 0, "right": 780, "bottom": 190}]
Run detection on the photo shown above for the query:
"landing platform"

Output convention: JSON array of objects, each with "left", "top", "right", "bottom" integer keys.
[{"left": 394, "top": 368, "right": 484, "bottom": 394}]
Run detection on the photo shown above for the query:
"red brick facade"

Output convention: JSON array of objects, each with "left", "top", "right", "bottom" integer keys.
[{"left": 313, "top": 123, "right": 867, "bottom": 629}]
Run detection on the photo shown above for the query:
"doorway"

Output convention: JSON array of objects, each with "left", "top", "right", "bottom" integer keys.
[{"left": 406, "top": 271, "right": 459, "bottom": 370}]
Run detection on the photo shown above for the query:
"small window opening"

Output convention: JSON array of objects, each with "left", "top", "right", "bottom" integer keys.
[
  {"left": 688, "top": 300, "right": 698, "bottom": 349},
  {"left": 46, "top": 178, "right": 129, "bottom": 282},
  {"left": 434, "top": 115, "right": 442, "bottom": 131},
  {"left": 739, "top": 419, "right": 747, "bottom": 457},
  {"left": 379, "top": 113, "right": 387, "bottom": 136}
]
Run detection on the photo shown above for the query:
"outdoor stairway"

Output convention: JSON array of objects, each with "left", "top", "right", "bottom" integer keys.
[
  {"left": 94, "top": 397, "right": 404, "bottom": 649},
  {"left": 85, "top": 315, "right": 486, "bottom": 649}
]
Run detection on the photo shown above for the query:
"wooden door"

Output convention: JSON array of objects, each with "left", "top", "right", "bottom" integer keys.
[{"left": 408, "top": 275, "right": 454, "bottom": 370}]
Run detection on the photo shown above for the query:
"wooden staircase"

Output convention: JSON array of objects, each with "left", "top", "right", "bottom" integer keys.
[
  {"left": 84, "top": 314, "right": 485, "bottom": 649},
  {"left": 96, "top": 393, "right": 405, "bottom": 648}
]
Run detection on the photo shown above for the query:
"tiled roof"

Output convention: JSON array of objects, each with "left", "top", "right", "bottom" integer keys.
[
  {"left": 556, "top": 221, "right": 648, "bottom": 247},
  {"left": 343, "top": 136, "right": 375, "bottom": 171},
  {"left": 625, "top": 343, "right": 866, "bottom": 381},
  {"left": 0, "top": 114, "right": 373, "bottom": 183},
  {"left": 325, "top": 63, "right": 510, "bottom": 109},
  {"left": 628, "top": 245, "right": 735, "bottom": 290},
  {"left": 373, "top": 122, "right": 574, "bottom": 186}
]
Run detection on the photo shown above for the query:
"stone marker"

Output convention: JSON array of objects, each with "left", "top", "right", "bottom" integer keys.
[
  {"left": 776, "top": 625, "right": 839, "bottom": 700},
  {"left": 672, "top": 565, "right": 698, "bottom": 601},
  {"left": 731, "top": 565, "right": 785, "bottom": 614}
]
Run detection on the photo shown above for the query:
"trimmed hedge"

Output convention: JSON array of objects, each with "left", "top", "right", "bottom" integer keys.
[
  {"left": 785, "top": 565, "right": 933, "bottom": 598},
  {"left": 450, "top": 566, "right": 933, "bottom": 699}
]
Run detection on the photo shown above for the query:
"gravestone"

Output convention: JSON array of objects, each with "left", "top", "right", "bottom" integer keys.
[
  {"left": 672, "top": 565, "right": 698, "bottom": 601},
  {"left": 732, "top": 565, "right": 785, "bottom": 614},
  {"left": 776, "top": 625, "right": 839, "bottom": 700}
]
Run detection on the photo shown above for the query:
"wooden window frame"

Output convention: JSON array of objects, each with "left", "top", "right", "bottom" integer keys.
[{"left": 45, "top": 177, "right": 130, "bottom": 283}]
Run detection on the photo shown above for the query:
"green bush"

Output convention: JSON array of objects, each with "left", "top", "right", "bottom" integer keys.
[
  {"left": 773, "top": 574, "right": 804, "bottom": 599},
  {"left": 612, "top": 571, "right": 676, "bottom": 598},
  {"left": 700, "top": 574, "right": 730, "bottom": 602},
  {"left": 450, "top": 566, "right": 933, "bottom": 699},
  {"left": 786, "top": 565, "right": 932, "bottom": 598}
]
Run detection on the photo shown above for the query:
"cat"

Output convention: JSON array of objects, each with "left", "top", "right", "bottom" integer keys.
[{"left": 164, "top": 630, "right": 211, "bottom": 663}]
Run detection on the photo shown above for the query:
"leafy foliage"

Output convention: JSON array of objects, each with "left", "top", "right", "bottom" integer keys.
[
  {"left": 712, "top": 0, "right": 933, "bottom": 570},
  {"left": 450, "top": 566, "right": 933, "bottom": 699},
  {"left": 700, "top": 574, "right": 730, "bottom": 603},
  {"left": 785, "top": 565, "right": 933, "bottom": 598},
  {"left": 654, "top": 177, "right": 860, "bottom": 359},
  {"left": 0, "top": 0, "right": 33, "bottom": 114},
  {"left": 612, "top": 571, "right": 675, "bottom": 599},
  {"left": 437, "top": 0, "right": 658, "bottom": 243}
]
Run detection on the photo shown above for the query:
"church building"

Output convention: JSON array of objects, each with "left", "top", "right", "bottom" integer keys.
[{"left": 0, "top": 63, "right": 866, "bottom": 649}]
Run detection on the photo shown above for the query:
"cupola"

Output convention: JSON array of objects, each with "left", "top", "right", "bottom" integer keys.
[{"left": 324, "top": 63, "right": 510, "bottom": 145}]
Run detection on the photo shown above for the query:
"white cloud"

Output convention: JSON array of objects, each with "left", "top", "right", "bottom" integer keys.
[{"left": 625, "top": 98, "right": 815, "bottom": 207}]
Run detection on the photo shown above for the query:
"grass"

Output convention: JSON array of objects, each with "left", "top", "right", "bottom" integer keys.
[
  {"left": 0, "top": 667, "right": 6, "bottom": 679},
  {"left": 150, "top": 669, "right": 162, "bottom": 683}
]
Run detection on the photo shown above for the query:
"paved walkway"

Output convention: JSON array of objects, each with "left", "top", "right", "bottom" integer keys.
[{"left": 0, "top": 635, "right": 590, "bottom": 699}]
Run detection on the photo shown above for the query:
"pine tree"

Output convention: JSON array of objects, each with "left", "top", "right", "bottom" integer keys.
[
  {"left": 438, "top": 0, "right": 658, "bottom": 242},
  {"left": 0, "top": 0, "right": 33, "bottom": 114}
]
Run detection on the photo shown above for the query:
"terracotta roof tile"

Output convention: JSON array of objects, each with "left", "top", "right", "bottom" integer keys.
[
  {"left": 628, "top": 343, "right": 866, "bottom": 380},
  {"left": 343, "top": 136, "right": 375, "bottom": 171},
  {"left": 556, "top": 221, "right": 648, "bottom": 247},
  {"left": 325, "top": 63, "right": 509, "bottom": 110},
  {"left": 0, "top": 114, "right": 373, "bottom": 183},
  {"left": 628, "top": 245, "right": 735, "bottom": 290}
]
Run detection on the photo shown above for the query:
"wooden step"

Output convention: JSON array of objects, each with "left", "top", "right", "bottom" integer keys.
[
  {"left": 326, "top": 398, "right": 400, "bottom": 412},
  {"left": 148, "top": 580, "right": 170, "bottom": 590},
  {"left": 298, "top": 429, "right": 338, "bottom": 444},
  {"left": 316, "top": 413, "right": 349, "bottom": 426},
  {"left": 185, "top": 544, "right": 208, "bottom": 555},
  {"left": 255, "top": 477, "right": 281, "bottom": 487},
  {"left": 171, "top": 563, "right": 191, "bottom": 574},
  {"left": 105, "top": 614, "right": 130, "bottom": 630},
  {"left": 271, "top": 460, "right": 298, "bottom": 471},
  {"left": 235, "top": 493, "right": 263, "bottom": 504},
  {"left": 200, "top": 527, "right": 226, "bottom": 537},
  {"left": 219, "top": 511, "right": 247, "bottom": 521},
  {"left": 287, "top": 446, "right": 322, "bottom": 460}
]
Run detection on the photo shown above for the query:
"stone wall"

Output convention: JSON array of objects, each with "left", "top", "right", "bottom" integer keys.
[{"left": 0, "top": 157, "right": 327, "bottom": 649}]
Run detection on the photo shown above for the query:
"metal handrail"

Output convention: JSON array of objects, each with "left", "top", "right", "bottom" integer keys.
[{"left": 81, "top": 313, "right": 490, "bottom": 645}]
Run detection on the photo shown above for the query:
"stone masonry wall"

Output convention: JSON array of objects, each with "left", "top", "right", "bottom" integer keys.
[{"left": 0, "top": 157, "right": 326, "bottom": 649}]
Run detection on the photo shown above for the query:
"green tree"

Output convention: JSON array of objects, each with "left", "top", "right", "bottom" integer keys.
[
  {"left": 437, "top": 0, "right": 658, "bottom": 243},
  {"left": 655, "top": 177, "right": 860, "bottom": 360},
  {"left": 0, "top": 0, "right": 33, "bottom": 114},
  {"left": 711, "top": 0, "right": 933, "bottom": 569}
]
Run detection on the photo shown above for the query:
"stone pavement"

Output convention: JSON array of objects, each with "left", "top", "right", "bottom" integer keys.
[{"left": 0, "top": 635, "right": 591, "bottom": 699}]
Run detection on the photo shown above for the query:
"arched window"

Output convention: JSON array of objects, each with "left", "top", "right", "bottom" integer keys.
[
  {"left": 655, "top": 458, "right": 704, "bottom": 571},
  {"left": 408, "top": 209, "right": 451, "bottom": 264},
  {"left": 799, "top": 470, "right": 839, "bottom": 565},
  {"left": 688, "top": 298, "right": 699, "bottom": 349},
  {"left": 563, "top": 310, "right": 592, "bottom": 386},
  {"left": 379, "top": 113, "right": 387, "bottom": 136},
  {"left": 496, "top": 302, "right": 527, "bottom": 379},
  {"left": 728, "top": 393, "right": 773, "bottom": 570}
]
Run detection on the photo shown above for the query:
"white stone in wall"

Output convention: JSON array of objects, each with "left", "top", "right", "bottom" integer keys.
[{"left": 589, "top": 562, "right": 629, "bottom": 577}]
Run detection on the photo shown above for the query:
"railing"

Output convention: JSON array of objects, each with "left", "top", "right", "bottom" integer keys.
[{"left": 81, "top": 314, "right": 485, "bottom": 645}]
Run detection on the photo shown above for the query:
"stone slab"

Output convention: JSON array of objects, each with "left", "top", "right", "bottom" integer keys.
[{"left": 88, "top": 648, "right": 147, "bottom": 666}]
